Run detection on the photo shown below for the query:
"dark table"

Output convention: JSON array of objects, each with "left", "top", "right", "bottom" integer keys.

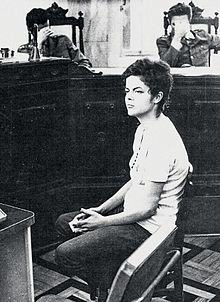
[{"left": 0, "top": 203, "right": 35, "bottom": 301}]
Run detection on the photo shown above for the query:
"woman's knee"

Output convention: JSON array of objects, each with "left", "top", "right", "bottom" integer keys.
[
  {"left": 55, "top": 241, "right": 76, "bottom": 266},
  {"left": 55, "top": 244, "right": 64, "bottom": 265},
  {"left": 55, "top": 212, "right": 79, "bottom": 238},
  {"left": 55, "top": 240, "right": 87, "bottom": 272},
  {"left": 55, "top": 238, "right": 82, "bottom": 263},
  {"left": 55, "top": 242, "right": 84, "bottom": 277},
  {"left": 55, "top": 213, "right": 68, "bottom": 229}
]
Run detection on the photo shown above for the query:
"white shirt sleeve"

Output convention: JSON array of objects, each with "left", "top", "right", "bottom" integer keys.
[{"left": 143, "top": 143, "right": 173, "bottom": 183}]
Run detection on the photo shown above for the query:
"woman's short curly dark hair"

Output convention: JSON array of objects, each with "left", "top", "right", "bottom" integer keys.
[
  {"left": 168, "top": 3, "right": 192, "bottom": 22},
  {"left": 26, "top": 8, "right": 48, "bottom": 32},
  {"left": 122, "top": 57, "right": 173, "bottom": 114}
]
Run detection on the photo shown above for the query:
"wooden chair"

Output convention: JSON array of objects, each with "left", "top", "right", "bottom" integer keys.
[
  {"left": 28, "top": 10, "right": 85, "bottom": 54},
  {"left": 152, "top": 172, "right": 193, "bottom": 302},
  {"left": 100, "top": 168, "right": 193, "bottom": 302},
  {"left": 49, "top": 11, "right": 85, "bottom": 54},
  {"left": 106, "top": 224, "right": 178, "bottom": 302},
  {"left": 37, "top": 225, "right": 177, "bottom": 302}
]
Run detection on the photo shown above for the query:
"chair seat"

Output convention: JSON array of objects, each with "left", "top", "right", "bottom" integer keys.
[{"left": 37, "top": 295, "right": 72, "bottom": 302}]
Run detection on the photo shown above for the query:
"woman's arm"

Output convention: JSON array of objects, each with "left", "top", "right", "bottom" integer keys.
[
  {"left": 156, "top": 36, "right": 180, "bottom": 67},
  {"left": 75, "top": 181, "right": 164, "bottom": 231},
  {"left": 66, "top": 37, "right": 92, "bottom": 68},
  {"left": 96, "top": 180, "right": 132, "bottom": 214},
  {"left": 71, "top": 180, "right": 132, "bottom": 223}
]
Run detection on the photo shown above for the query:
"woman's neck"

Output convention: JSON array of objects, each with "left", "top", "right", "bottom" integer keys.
[{"left": 138, "top": 112, "right": 163, "bottom": 127}]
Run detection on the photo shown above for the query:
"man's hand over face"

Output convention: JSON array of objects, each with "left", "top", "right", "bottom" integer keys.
[
  {"left": 173, "top": 22, "right": 190, "bottom": 40},
  {"left": 38, "top": 28, "right": 54, "bottom": 47}
]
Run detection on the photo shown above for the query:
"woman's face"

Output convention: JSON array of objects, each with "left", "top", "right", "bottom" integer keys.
[{"left": 125, "top": 76, "right": 155, "bottom": 119}]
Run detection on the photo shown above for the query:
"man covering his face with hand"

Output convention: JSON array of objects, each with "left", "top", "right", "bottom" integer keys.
[{"left": 156, "top": 3, "right": 220, "bottom": 67}]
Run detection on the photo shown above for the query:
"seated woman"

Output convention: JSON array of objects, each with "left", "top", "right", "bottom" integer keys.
[
  {"left": 156, "top": 3, "right": 220, "bottom": 67},
  {"left": 54, "top": 58, "right": 190, "bottom": 299},
  {"left": 24, "top": 8, "right": 92, "bottom": 68}
]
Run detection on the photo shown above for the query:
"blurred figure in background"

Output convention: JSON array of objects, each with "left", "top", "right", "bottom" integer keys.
[
  {"left": 19, "top": 8, "right": 92, "bottom": 68},
  {"left": 156, "top": 3, "right": 220, "bottom": 67}
]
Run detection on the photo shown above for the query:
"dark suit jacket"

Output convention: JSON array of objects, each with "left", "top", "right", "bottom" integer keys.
[{"left": 42, "top": 34, "right": 92, "bottom": 68}]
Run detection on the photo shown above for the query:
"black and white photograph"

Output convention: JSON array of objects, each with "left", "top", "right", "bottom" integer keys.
[{"left": 0, "top": 1, "right": 220, "bottom": 301}]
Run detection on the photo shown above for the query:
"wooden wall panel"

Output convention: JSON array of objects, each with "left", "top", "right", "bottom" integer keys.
[
  {"left": 167, "top": 75, "right": 220, "bottom": 235},
  {"left": 1, "top": 61, "right": 219, "bottom": 246}
]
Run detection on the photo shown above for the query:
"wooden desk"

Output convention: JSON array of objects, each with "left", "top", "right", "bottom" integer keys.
[{"left": 0, "top": 203, "right": 35, "bottom": 301}]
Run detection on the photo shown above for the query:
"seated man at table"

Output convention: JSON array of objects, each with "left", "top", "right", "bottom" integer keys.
[
  {"left": 156, "top": 3, "right": 220, "bottom": 67},
  {"left": 20, "top": 8, "right": 92, "bottom": 68}
]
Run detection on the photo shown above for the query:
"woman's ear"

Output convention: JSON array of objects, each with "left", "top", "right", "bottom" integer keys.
[{"left": 153, "top": 91, "right": 163, "bottom": 104}]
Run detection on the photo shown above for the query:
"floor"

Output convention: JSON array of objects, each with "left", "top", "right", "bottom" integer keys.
[{"left": 33, "top": 235, "right": 220, "bottom": 302}]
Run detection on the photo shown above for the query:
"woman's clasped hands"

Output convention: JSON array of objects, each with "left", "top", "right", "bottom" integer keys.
[{"left": 69, "top": 207, "right": 106, "bottom": 233}]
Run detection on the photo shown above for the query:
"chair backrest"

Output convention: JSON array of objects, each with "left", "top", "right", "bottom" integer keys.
[
  {"left": 174, "top": 165, "right": 194, "bottom": 249},
  {"left": 28, "top": 10, "right": 85, "bottom": 54},
  {"left": 191, "top": 13, "right": 219, "bottom": 65},
  {"left": 106, "top": 225, "right": 177, "bottom": 302},
  {"left": 191, "top": 13, "right": 219, "bottom": 35},
  {"left": 49, "top": 11, "right": 85, "bottom": 54}
]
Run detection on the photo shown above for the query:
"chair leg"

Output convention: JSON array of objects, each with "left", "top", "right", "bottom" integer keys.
[
  {"left": 88, "top": 283, "right": 99, "bottom": 301},
  {"left": 173, "top": 256, "right": 184, "bottom": 302},
  {"left": 88, "top": 284, "right": 109, "bottom": 302},
  {"left": 97, "top": 287, "right": 109, "bottom": 302}
]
